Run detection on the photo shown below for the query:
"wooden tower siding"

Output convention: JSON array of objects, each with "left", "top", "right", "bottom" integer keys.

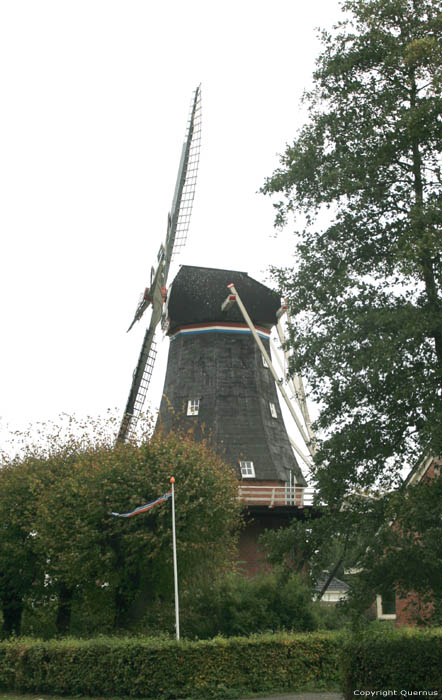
[{"left": 157, "top": 265, "right": 308, "bottom": 575}]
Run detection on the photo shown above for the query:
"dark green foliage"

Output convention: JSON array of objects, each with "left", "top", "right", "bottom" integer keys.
[
  {"left": 0, "top": 632, "right": 343, "bottom": 698},
  {"left": 312, "top": 602, "right": 351, "bottom": 631},
  {"left": 262, "top": 0, "right": 442, "bottom": 496},
  {"left": 0, "top": 417, "right": 241, "bottom": 637},
  {"left": 346, "top": 471, "right": 442, "bottom": 623},
  {"left": 180, "top": 570, "right": 317, "bottom": 639},
  {"left": 342, "top": 626, "right": 442, "bottom": 696},
  {"left": 0, "top": 455, "right": 48, "bottom": 637},
  {"left": 261, "top": 472, "right": 442, "bottom": 627},
  {"left": 261, "top": 0, "right": 442, "bottom": 616},
  {"left": 259, "top": 496, "right": 386, "bottom": 617}
]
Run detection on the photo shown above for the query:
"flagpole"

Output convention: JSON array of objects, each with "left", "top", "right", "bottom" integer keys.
[{"left": 170, "top": 476, "right": 180, "bottom": 640}]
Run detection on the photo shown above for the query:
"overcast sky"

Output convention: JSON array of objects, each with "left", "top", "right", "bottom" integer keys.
[{"left": 1, "top": 0, "right": 345, "bottom": 452}]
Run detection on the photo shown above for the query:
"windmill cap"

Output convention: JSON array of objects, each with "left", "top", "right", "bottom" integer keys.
[{"left": 166, "top": 265, "right": 280, "bottom": 333}]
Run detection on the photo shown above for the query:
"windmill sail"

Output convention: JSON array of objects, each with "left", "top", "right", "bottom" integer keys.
[
  {"left": 117, "top": 301, "right": 160, "bottom": 443},
  {"left": 163, "top": 86, "right": 202, "bottom": 280},
  {"left": 118, "top": 86, "right": 202, "bottom": 443}
]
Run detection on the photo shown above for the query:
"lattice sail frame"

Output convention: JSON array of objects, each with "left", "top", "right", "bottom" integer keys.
[
  {"left": 118, "top": 86, "right": 202, "bottom": 443},
  {"left": 170, "top": 90, "right": 202, "bottom": 258}
]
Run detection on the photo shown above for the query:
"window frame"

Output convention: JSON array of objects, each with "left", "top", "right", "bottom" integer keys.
[
  {"left": 239, "top": 460, "right": 255, "bottom": 478},
  {"left": 187, "top": 399, "right": 200, "bottom": 416},
  {"left": 376, "top": 593, "right": 397, "bottom": 620}
]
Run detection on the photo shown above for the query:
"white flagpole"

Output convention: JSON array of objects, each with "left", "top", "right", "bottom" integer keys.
[{"left": 170, "top": 476, "right": 180, "bottom": 640}]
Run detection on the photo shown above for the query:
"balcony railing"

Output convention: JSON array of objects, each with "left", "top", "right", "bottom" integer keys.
[{"left": 238, "top": 484, "right": 315, "bottom": 508}]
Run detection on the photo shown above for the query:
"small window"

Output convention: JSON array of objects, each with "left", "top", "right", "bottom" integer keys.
[
  {"left": 239, "top": 460, "right": 255, "bottom": 478},
  {"left": 376, "top": 593, "right": 396, "bottom": 620},
  {"left": 262, "top": 355, "right": 269, "bottom": 368},
  {"left": 381, "top": 590, "right": 396, "bottom": 616},
  {"left": 269, "top": 402, "right": 277, "bottom": 418},
  {"left": 187, "top": 399, "right": 200, "bottom": 416}
]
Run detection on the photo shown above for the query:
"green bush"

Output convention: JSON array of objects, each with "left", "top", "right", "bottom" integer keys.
[
  {"left": 342, "top": 625, "right": 442, "bottom": 697},
  {"left": 0, "top": 632, "right": 342, "bottom": 699},
  {"left": 311, "top": 601, "right": 351, "bottom": 631},
  {"left": 12, "top": 570, "right": 320, "bottom": 642},
  {"left": 19, "top": 584, "right": 118, "bottom": 639},
  {"left": 180, "top": 570, "right": 317, "bottom": 639}
]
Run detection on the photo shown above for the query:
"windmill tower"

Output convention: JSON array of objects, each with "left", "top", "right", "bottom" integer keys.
[
  {"left": 156, "top": 265, "right": 309, "bottom": 573},
  {"left": 119, "top": 87, "right": 313, "bottom": 574}
]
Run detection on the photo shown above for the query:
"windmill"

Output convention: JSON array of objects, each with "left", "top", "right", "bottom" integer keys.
[
  {"left": 118, "top": 88, "right": 315, "bottom": 572},
  {"left": 117, "top": 85, "right": 202, "bottom": 443}
]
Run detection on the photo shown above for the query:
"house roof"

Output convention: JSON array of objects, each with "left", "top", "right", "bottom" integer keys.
[
  {"left": 404, "top": 454, "right": 440, "bottom": 487},
  {"left": 314, "top": 575, "right": 350, "bottom": 593}
]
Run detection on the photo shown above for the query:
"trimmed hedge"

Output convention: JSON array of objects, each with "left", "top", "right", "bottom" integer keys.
[
  {"left": 0, "top": 632, "right": 342, "bottom": 699},
  {"left": 343, "top": 627, "right": 442, "bottom": 698}
]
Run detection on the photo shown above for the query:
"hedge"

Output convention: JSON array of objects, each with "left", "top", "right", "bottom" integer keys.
[
  {"left": 0, "top": 632, "right": 342, "bottom": 699},
  {"left": 342, "top": 626, "right": 442, "bottom": 698}
]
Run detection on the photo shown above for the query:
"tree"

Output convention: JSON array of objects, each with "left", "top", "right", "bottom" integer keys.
[
  {"left": 348, "top": 470, "right": 442, "bottom": 624},
  {"left": 181, "top": 569, "right": 316, "bottom": 639},
  {"left": 0, "top": 415, "right": 241, "bottom": 635},
  {"left": 261, "top": 0, "right": 441, "bottom": 609},
  {"left": 259, "top": 493, "right": 386, "bottom": 600},
  {"left": 262, "top": 0, "right": 441, "bottom": 499},
  {"left": 0, "top": 457, "right": 43, "bottom": 635}
]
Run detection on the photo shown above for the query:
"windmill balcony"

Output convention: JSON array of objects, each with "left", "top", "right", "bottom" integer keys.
[{"left": 238, "top": 483, "right": 315, "bottom": 509}]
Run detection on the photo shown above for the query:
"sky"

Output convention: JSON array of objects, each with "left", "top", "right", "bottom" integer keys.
[{"left": 0, "top": 0, "right": 345, "bottom": 454}]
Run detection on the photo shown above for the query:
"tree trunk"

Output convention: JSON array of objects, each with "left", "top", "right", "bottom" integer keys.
[
  {"left": 1, "top": 595, "right": 23, "bottom": 637},
  {"left": 317, "top": 529, "right": 350, "bottom": 600},
  {"left": 55, "top": 583, "right": 73, "bottom": 635},
  {"left": 113, "top": 586, "right": 131, "bottom": 629},
  {"left": 410, "top": 72, "right": 442, "bottom": 371}
]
